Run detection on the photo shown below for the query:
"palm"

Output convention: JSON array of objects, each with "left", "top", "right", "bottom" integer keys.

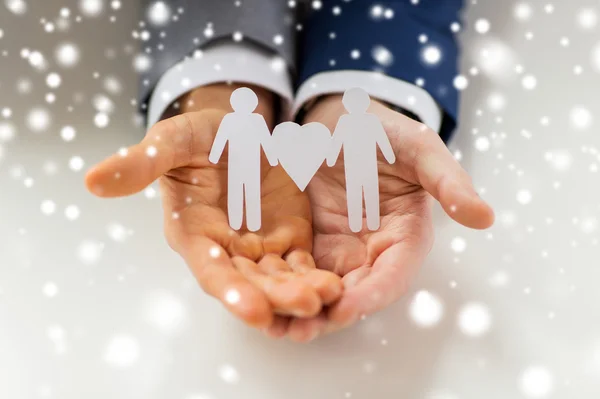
[
  {"left": 308, "top": 155, "right": 433, "bottom": 280},
  {"left": 280, "top": 96, "right": 494, "bottom": 337},
  {"left": 302, "top": 142, "right": 433, "bottom": 329},
  {"left": 86, "top": 108, "right": 342, "bottom": 331},
  {"left": 159, "top": 110, "right": 312, "bottom": 263}
]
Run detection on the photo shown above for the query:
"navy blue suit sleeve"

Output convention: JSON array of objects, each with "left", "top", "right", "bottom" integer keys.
[{"left": 299, "top": 0, "right": 464, "bottom": 143}]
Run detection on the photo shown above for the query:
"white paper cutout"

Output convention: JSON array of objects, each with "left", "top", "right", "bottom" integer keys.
[
  {"left": 208, "top": 87, "right": 278, "bottom": 232},
  {"left": 210, "top": 87, "right": 395, "bottom": 233},
  {"left": 326, "top": 87, "right": 396, "bottom": 232},
  {"left": 272, "top": 121, "right": 331, "bottom": 191}
]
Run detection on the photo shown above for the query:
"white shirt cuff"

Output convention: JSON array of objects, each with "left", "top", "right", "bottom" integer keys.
[
  {"left": 293, "top": 70, "right": 443, "bottom": 133},
  {"left": 147, "top": 41, "right": 294, "bottom": 130}
]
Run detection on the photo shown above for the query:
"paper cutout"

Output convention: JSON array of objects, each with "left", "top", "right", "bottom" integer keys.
[
  {"left": 209, "top": 87, "right": 396, "bottom": 232},
  {"left": 272, "top": 121, "right": 331, "bottom": 191},
  {"left": 326, "top": 88, "right": 396, "bottom": 232},
  {"left": 208, "top": 87, "right": 278, "bottom": 232}
]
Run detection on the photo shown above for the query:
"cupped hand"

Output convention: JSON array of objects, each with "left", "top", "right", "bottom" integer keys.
[
  {"left": 85, "top": 84, "right": 342, "bottom": 333},
  {"left": 274, "top": 95, "right": 495, "bottom": 341}
]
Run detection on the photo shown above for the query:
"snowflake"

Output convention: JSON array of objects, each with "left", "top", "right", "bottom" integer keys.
[
  {"left": 55, "top": 42, "right": 80, "bottom": 67},
  {"left": 520, "top": 366, "right": 554, "bottom": 398},
  {"left": 570, "top": 106, "right": 592, "bottom": 129},
  {"left": 79, "top": 0, "right": 104, "bottom": 17},
  {"left": 5, "top": 0, "right": 27, "bottom": 15},
  {"left": 372, "top": 45, "right": 393, "bottom": 66},
  {"left": 41, "top": 200, "right": 56, "bottom": 215},
  {"left": 514, "top": 3, "right": 533, "bottom": 21},
  {"left": 68, "top": 156, "right": 84, "bottom": 171},
  {"left": 422, "top": 44, "right": 442, "bottom": 65},
  {"left": 46, "top": 73, "right": 62, "bottom": 88},
  {"left": 42, "top": 282, "right": 59, "bottom": 297},
  {"left": 145, "top": 291, "right": 187, "bottom": 334},
  {"left": 94, "top": 112, "right": 109, "bottom": 128},
  {"left": 106, "top": 222, "right": 130, "bottom": 242},
  {"left": 104, "top": 335, "right": 140, "bottom": 367},
  {"left": 453, "top": 75, "right": 468, "bottom": 90},
  {"left": 64, "top": 205, "right": 81, "bottom": 221},
  {"left": 77, "top": 240, "right": 104, "bottom": 265},
  {"left": 521, "top": 74, "right": 537, "bottom": 90},
  {"left": 60, "top": 126, "right": 76, "bottom": 142},
  {"left": 475, "top": 18, "right": 491, "bottom": 34},
  {"left": 450, "top": 236, "right": 467, "bottom": 253},
  {"left": 219, "top": 364, "right": 240, "bottom": 384},
  {"left": 458, "top": 302, "right": 492, "bottom": 337},
  {"left": 516, "top": 189, "right": 532, "bottom": 205},
  {"left": 409, "top": 290, "right": 443, "bottom": 328},
  {"left": 147, "top": 1, "right": 171, "bottom": 26},
  {"left": 577, "top": 8, "right": 598, "bottom": 30},
  {"left": 224, "top": 288, "right": 241, "bottom": 305}
]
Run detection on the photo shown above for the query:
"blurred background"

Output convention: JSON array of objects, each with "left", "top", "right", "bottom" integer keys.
[{"left": 1, "top": 0, "right": 600, "bottom": 398}]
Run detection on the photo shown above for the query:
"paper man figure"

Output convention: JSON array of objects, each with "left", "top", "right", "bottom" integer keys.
[
  {"left": 327, "top": 88, "right": 396, "bottom": 232},
  {"left": 208, "top": 87, "right": 278, "bottom": 232}
]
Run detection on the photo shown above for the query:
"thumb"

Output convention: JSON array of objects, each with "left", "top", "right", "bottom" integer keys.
[
  {"left": 85, "top": 114, "right": 196, "bottom": 198},
  {"left": 400, "top": 125, "right": 495, "bottom": 229}
]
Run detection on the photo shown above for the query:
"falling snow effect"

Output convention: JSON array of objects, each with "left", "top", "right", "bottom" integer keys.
[
  {"left": 0, "top": 2, "right": 598, "bottom": 398},
  {"left": 457, "top": 303, "right": 492, "bottom": 337},
  {"left": 77, "top": 240, "right": 104, "bottom": 265},
  {"left": 60, "top": 126, "right": 76, "bottom": 142},
  {"left": 106, "top": 222, "right": 130, "bottom": 242},
  {"left": 219, "top": 364, "right": 240, "bottom": 384},
  {"left": 409, "top": 290, "right": 443, "bottom": 328},
  {"left": 372, "top": 45, "right": 394, "bottom": 66},
  {"left": 570, "top": 106, "right": 592, "bottom": 129},
  {"left": 79, "top": 0, "right": 104, "bottom": 17},
  {"left": 26, "top": 108, "right": 51, "bottom": 132},
  {"left": 68, "top": 156, "right": 84, "bottom": 171},
  {"left": 64, "top": 205, "right": 80, "bottom": 221},
  {"left": 104, "top": 335, "right": 140, "bottom": 368},
  {"left": 55, "top": 42, "right": 80, "bottom": 67},
  {"left": 5, "top": 0, "right": 27, "bottom": 15},
  {"left": 147, "top": 1, "right": 172, "bottom": 26},
  {"left": 422, "top": 45, "right": 442, "bottom": 65},
  {"left": 520, "top": 366, "right": 554, "bottom": 398},
  {"left": 145, "top": 291, "right": 187, "bottom": 334},
  {"left": 40, "top": 199, "right": 57, "bottom": 215}
]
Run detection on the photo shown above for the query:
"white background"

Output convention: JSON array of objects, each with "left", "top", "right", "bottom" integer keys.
[{"left": 1, "top": 1, "right": 599, "bottom": 398}]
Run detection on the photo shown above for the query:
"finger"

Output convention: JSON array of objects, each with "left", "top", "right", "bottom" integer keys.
[
  {"left": 258, "top": 253, "right": 293, "bottom": 275},
  {"left": 263, "top": 316, "right": 290, "bottom": 339},
  {"left": 287, "top": 312, "right": 328, "bottom": 343},
  {"left": 327, "top": 236, "right": 426, "bottom": 331},
  {"left": 285, "top": 248, "right": 315, "bottom": 273},
  {"left": 85, "top": 113, "right": 212, "bottom": 198},
  {"left": 182, "top": 236, "right": 273, "bottom": 329},
  {"left": 229, "top": 233, "right": 264, "bottom": 261},
  {"left": 234, "top": 256, "right": 322, "bottom": 318},
  {"left": 397, "top": 124, "right": 495, "bottom": 229},
  {"left": 286, "top": 249, "right": 344, "bottom": 305},
  {"left": 262, "top": 218, "right": 313, "bottom": 257}
]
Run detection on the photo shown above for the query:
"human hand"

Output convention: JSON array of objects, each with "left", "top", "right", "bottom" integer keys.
[
  {"left": 270, "top": 95, "right": 495, "bottom": 341},
  {"left": 85, "top": 84, "right": 342, "bottom": 333}
]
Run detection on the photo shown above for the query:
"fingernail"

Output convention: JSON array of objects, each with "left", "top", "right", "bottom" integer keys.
[
  {"left": 262, "top": 328, "right": 280, "bottom": 339},
  {"left": 90, "top": 184, "right": 105, "bottom": 196},
  {"left": 293, "top": 308, "right": 317, "bottom": 318},
  {"left": 306, "top": 329, "right": 320, "bottom": 342}
]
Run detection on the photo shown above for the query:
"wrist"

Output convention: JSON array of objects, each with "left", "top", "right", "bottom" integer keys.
[
  {"left": 301, "top": 93, "right": 420, "bottom": 125},
  {"left": 177, "top": 83, "right": 276, "bottom": 127}
]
